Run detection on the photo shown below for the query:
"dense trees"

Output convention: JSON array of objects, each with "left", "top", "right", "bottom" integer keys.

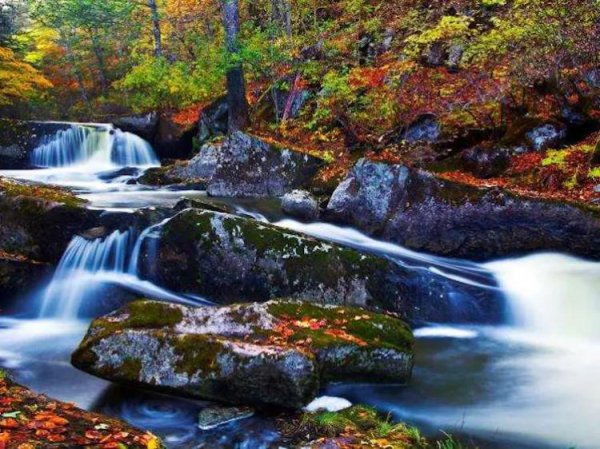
[{"left": 0, "top": 0, "right": 597, "bottom": 145}]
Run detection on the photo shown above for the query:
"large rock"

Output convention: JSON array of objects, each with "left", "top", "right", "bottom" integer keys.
[
  {"left": 198, "top": 96, "right": 229, "bottom": 144},
  {"left": 139, "top": 208, "right": 499, "bottom": 323},
  {"left": 112, "top": 112, "right": 159, "bottom": 142},
  {"left": 325, "top": 159, "right": 600, "bottom": 261},
  {"left": 0, "top": 178, "right": 99, "bottom": 263},
  {"left": 72, "top": 300, "right": 414, "bottom": 408},
  {"left": 0, "top": 120, "right": 71, "bottom": 169},
  {"left": 281, "top": 190, "right": 320, "bottom": 220},
  {"left": 403, "top": 114, "right": 441, "bottom": 144},
  {"left": 170, "top": 132, "right": 323, "bottom": 198}
]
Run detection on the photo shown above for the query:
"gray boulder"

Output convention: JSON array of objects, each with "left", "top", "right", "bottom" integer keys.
[
  {"left": 112, "top": 113, "right": 159, "bottom": 142},
  {"left": 170, "top": 132, "right": 323, "bottom": 198},
  {"left": 139, "top": 209, "right": 500, "bottom": 323},
  {"left": 403, "top": 114, "right": 441, "bottom": 144},
  {"left": 281, "top": 190, "right": 319, "bottom": 220},
  {"left": 461, "top": 146, "right": 511, "bottom": 179},
  {"left": 325, "top": 159, "right": 600, "bottom": 261},
  {"left": 72, "top": 300, "right": 414, "bottom": 408},
  {"left": 526, "top": 123, "right": 566, "bottom": 151}
]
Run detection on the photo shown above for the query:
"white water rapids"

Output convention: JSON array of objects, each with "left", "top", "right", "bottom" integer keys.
[{"left": 0, "top": 122, "right": 598, "bottom": 448}]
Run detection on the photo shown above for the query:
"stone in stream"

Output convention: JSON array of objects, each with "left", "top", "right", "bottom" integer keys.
[
  {"left": 281, "top": 189, "right": 320, "bottom": 220},
  {"left": 197, "top": 405, "right": 255, "bottom": 430},
  {"left": 71, "top": 299, "right": 414, "bottom": 409},
  {"left": 325, "top": 158, "right": 600, "bottom": 261},
  {"left": 139, "top": 208, "right": 499, "bottom": 323},
  {"left": 168, "top": 132, "right": 323, "bottom": 197}
]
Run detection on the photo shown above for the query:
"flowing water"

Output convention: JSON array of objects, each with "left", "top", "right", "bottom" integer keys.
[{"left": 0, "top": 122, "right": 598, "bottom": 448}]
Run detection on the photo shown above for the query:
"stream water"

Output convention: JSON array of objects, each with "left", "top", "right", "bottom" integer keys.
[{"left": 1, "top": 123, "right": 598, "bottom": 449}]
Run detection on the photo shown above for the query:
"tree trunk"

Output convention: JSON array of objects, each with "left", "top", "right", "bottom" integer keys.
[
  {"left": 221, "top": 0, "right": 250, "bottom": 132},
  {"left": 271, "top": 0, "right": 292, "bottom": 37},
  {"left": 148, "top": 0, "right": 162, "bottom": 58}
]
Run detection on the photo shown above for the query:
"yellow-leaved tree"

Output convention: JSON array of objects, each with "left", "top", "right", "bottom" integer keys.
[{"left": 0, "top": 46, "right": 52, "bottom": 106}]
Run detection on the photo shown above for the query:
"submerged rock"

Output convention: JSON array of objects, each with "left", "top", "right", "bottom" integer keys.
[
  {"left": 326, "top": 159, "right": 600, "bottom": 261},
  {"left": 198, "top": 405, "right": 255, "bottom": 430},
  {"left": 72, "top": 300, "right": 414, "bottom": 408},
  {"left": 169, "top": 132, "right": 323, "bottom": 197},
  {"left": 281, "top": 189, "right": 320, "bottom": 220},
  {"left": 140, "top": 208, "right": 499, "bottom": 323}
]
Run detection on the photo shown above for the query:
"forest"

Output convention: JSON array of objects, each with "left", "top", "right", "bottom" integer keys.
[{"left": 0, "top": 1, "right": 600, "bottom": 448}]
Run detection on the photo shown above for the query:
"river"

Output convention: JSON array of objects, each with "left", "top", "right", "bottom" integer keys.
[{"left": 0, "top": 123, "right": 598, "bottom": 449}]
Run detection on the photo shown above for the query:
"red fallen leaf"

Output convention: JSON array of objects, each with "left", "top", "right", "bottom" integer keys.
[
  {"left": 0, "top": 418, "right": 19, "bottom": 429},
  {"left": 85, "top": 430, "right": 103, "bottom": 440},
  {"left": 47, "top": 433, "right": 66, "bottom": 442}
]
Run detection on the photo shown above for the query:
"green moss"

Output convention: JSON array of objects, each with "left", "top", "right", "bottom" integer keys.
[
  {"left": 0, "top": 178, "right": 85, "bottom": 208},
  {"left": 0, "top": 369, "right": 6, "bottom": 380},
  {"left": 172, "top": 334, "right": 223, "bottom": 377},
  {"left": 120, "top": 358, "right": 142, "bottom": 379},
  {"left": 283, "top": 405, "right": 428, "bottom": 448},
  {"left": 125, "top": 301, "right": 184, "bottom": 328},
  {"left": 542, "top": 149, "right": 568, "bottom": 167},
  {"left": 267, "top": 301, "right": 414, "bottom": 352}
]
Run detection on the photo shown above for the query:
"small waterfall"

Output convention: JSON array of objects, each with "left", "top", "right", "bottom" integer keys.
[
  {"left": 486, "top": 254, "right": 600, "bottom": 341},
  {"left": 39, "top": 230, "right": 132, "bottom": 319},
  {"left": 39, "top": 221, "right": 208, "bottom": 320},
  {"left": 31, "top": 124, "right": 159, "bottom": 169}
]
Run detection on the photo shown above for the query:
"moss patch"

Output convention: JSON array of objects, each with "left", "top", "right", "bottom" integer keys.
[
  {"left": 172, "top": 334, "right": 223, "bottom": 377},
  {"left": 0, "top": 177, "right": 85, "bottom": 208}
]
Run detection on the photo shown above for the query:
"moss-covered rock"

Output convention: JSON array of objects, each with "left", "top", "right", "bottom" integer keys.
[
  {"left": 141, "top": 208, "right": 498, "bottom": 323},
  {"left": 72, "top": 299, "right": 414, "bottom": 409},
  {"left": 0, "top": 177, "right": 99, "bottom": 263},
  {"left": 326, "top": 158, "right": 600, "bottom": 261}
]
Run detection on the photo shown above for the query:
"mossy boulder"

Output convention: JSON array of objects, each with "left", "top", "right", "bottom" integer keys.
[
  {"left": 0, "top": 177, "right": 99, "bottom": 263},
  {"left": 139, "top": 208, "right": 498, "bottom": 322},
  {"left": 168, "top": 132, "right": 323, "bottom": 197},
  {"left": 72, "top": 300, "right": 414, "bottom": 409},
  {"left": 326, "top": 158, "right": 600, "bottom": 261}
]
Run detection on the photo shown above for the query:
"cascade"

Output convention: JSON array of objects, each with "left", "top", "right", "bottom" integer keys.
[
  {"left": 486, "top": 253, "right": 600, "bottom": 341},
  {"left": 39, "top": 221, "right": 207, "bottom": 320},
  {"left": 31, "top": 124, "right": 159, "bottom": 169}
]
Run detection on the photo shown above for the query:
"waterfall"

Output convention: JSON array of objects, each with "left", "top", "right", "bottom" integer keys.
[
  {"left": 39, "top": 230, "right": 132, "bottom": 319},
  {"left": 486, "top": 253, "right": 600, "bottom": 341},
  {"left": 31, "top": 124, "right": 159, "bottom": 169},
  {"left": 39, "top": 221, "right": 208, "bottom": 320}
]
